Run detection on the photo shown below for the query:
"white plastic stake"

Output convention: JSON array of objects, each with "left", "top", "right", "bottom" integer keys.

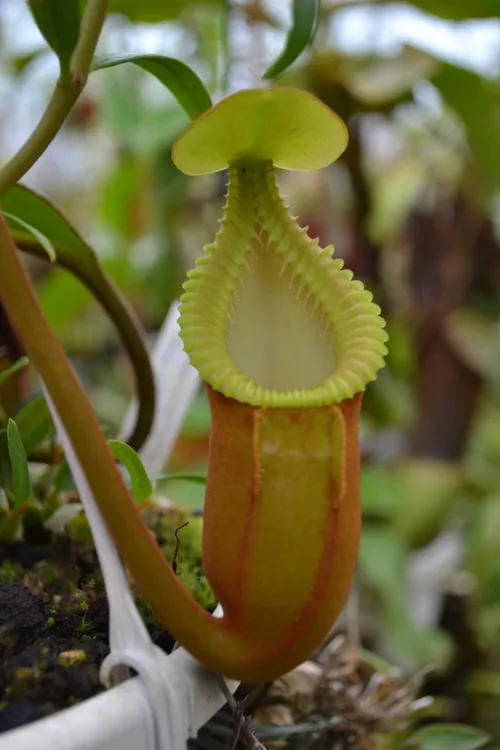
[{"left": 119, "top": 302, "right": 200, "bottom": 476}]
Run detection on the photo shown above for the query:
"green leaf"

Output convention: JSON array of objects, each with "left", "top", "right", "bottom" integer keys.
[
  {"left": 3, "top": 212, "right": 56, "bottom": 262},
  {"left": 0, "top": 357, "right": 29, "bottom": 388},
  {"left": 28, "top": 0, "right": 81, "bottom": 75},
  {"left": 410, "top": 724, "right": 491, "bottom": 750},
  {"left": 13, "top": 394, "right": 54, "bottom": 454},
  {"left": 264, "top": 0, "right": 319, "bottom": 79},
  {"left": 6, "top": 419, "right": 30, "bottom": 508},
  {"left": 1, "top": 183, "right": 155, "bottom": 451},
  {"left": 91, "top": 53, "right": 212, "bottom": 120},
  {"left": 3, "top": 185, "right": 95, "bottom": 262},
  {"left": 108, "top": 440, "right": 153, "bottom": 504},
  {"left": 430, "top": 61, "right": 500, "bottom": 199}
]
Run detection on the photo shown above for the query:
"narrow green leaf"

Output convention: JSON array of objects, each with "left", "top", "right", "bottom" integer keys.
[
  {"left": 108, "top": 440, "right": 153, "bottom": 504},
  {"left": 3, "top": 212, "right": 56, "bottom": 262},
  {"left": 0, "top": 357, "right": 29, "bottom": 387},
  {"left": 91, "top": 53, "right": 212, "bottom": 120},
  {"left": 6, "top": 419, "right": 30, "bottom": 508},
  {"left": 410, "top": 724, "right": 491, "bottom": 750},
  {"left": 13, "top": 393, "right": 54, "bottom": 454},
  {"left": 28, "top": 0, "right": 81, "bottom": 74},
  {"left": 264, "top": 0, "right": 319, "bottom": 79}
]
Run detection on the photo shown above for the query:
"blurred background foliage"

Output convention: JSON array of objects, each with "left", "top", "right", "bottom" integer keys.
[{"left": 1, "top": 0, "right": 500, "bottom": 745}]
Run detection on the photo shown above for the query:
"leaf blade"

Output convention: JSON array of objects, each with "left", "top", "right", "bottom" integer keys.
[
  {"left": 7, "top": 419, "right": 31, "bottom": 508},
  {"left": 3, "top": 184, "right": 95, "bottom": 262},
  {"left": 108, "top": 439, "right": 153, "bottom": 504},
  {"left": 28, "top": 0, "right": 81, "bottom": 74},
  {"left": 3, "top": 211, "right": 56, "bottom": 262},
  {"left": 264, "top": 0, "right": 319, "bottom": 79},
  {"left": 92, "top": 53, "right": 212, "bottom": 120}
]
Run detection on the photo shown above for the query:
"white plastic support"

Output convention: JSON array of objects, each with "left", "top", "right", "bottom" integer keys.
[
  {"left": 0, "top": 303, "right": 238, "bottom": 750},
  {"left": 119, "top": 302, "right": 200, "bottom": 476}
]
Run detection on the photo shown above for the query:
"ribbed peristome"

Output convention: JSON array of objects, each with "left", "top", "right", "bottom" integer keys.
[{"left": 179, "top": 161, "right": 387, "bottom": 407}]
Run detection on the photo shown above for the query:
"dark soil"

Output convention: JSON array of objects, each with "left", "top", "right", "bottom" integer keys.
[{"left": 0, "top": 509, "right": 209, "bottom": 736}]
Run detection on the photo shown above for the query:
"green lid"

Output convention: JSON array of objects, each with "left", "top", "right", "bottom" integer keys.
[{"left": 172, "top": 87, "right": 348, "bottom": 175}]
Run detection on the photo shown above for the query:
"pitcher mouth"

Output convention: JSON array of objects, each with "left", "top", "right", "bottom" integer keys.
[
  {"left": 179, "top": 162, "right": 387, "bottom": 409},
  {"left": 226, "top": 226, "right": 336, "bottom": 393}
]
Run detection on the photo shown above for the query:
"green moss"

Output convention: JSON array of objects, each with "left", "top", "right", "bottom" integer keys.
[
  {"left": 58, "top": 650, "right": 86, "bottom": 667},
  {"left": 33, "top": 560, "right": 65, "bottom": 588},
  {"left": 0, "top": 559, "right": 24, "bottom": 583},
  {"left": 74, "top": 589, "right": 89, "bottom": 612},
  {"left": 135, "top": 596, "right": 162, "bottom": 629},
  {"left": 139, "top": 503, "right": 216, "bottom": 611},
  {"left": 76, "top": 615, "right": 90, "bottom": 635},
  {"left": 176, "top": 561, "right": 215, "bottom": 611}
]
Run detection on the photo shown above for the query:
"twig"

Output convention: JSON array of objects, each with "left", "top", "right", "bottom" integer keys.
[
  {"left": 212, "top": 672, "right": 267, "bottom": 750},
  {"left": 172, "top": 521, "right": 189, "bottom": 574}
]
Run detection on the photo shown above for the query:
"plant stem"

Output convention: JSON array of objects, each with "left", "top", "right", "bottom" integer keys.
[
  {"left": 70, "top": 0, "right": 109, "bottom": 82},
  {"left": 0, "top": 0, "right": 109, "bottom": 196}
]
